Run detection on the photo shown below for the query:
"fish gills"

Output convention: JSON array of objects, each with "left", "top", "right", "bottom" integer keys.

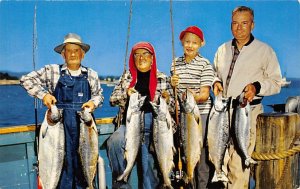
[
  {"left": 39, "top": 105, "right": 64, "bottom": 189},
  {"left": 78, "top": 108, "right": 99, "bottom": 189},
  {"left": 151, "top": 97, "right": 175, "bottom": 188},
  {"left": 117, "top": 93, "right": 146, "bottom": 182},
  {"left": 207, "top": 94, "right": 230, "bottom": 182},
  {"left": 180, "top": 90, "right": 202, "bottom": 183}
]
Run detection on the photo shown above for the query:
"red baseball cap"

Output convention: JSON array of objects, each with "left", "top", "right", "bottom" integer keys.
[{"left": 179, "top": 26, "right": 204, "bottom": 42}]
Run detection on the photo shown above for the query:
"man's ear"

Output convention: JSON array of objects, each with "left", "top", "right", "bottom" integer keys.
[
  {"left": 81, "top": 50, "right": 85, "bottom": 59},
  {"left": 61, "top": 51, "right": 65, "bottom": 59}
]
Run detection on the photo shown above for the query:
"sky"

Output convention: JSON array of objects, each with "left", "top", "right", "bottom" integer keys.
[{"left": 0, "top": 0, "right": 299, "bottom": 78}]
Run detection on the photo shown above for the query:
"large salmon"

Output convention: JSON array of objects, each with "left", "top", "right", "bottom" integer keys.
[
  {"left": 180, "top": 89, "right": 202, "bottom": 183},
  {"left": 151, "top": 96, "right": 175, "bottom": 188},
  {"left": 117, "top": 92, "right": 146, "bottom": 182},
  {"left": 234, "top": 93, "right": 257, "bottom": 167},
  {"left": 38, "top": 105, "right": 64, "bottom": 189},
  {"left": 78, "top": 108, "right": 99, "bottom": 189},
  {"left": 207, "top": 93, "right": 230, "bottom": 182}
]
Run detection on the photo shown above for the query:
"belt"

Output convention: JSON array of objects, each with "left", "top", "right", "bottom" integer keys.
[{"left": 231, "top": 98, "right": 262, "bottom": 108}]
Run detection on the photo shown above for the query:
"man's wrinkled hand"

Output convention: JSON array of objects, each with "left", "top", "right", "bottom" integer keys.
[
  {"left": 171, "top": 74, "right": 179, "bottom": 88},
  {"left": 161, "top": 90, "right": 170, "bottom": 103},
  {"left": 43, "top": 93, "right": 57, "bottom": 109},
  {"left": 82, "top": 101, "right": 95, "bottom": 112},
  {"left": 213, "top": 82, "right": 223, "bottom": 96},
  {"left": 127, "top": 87, "right": 137, "bottom": 97},
  {"left": 244, "top": 84, "right": 256, "bottom": 102}
]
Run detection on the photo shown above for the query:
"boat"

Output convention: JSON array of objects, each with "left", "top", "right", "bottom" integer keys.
[
  {"left": 0, "top": 117, "right": 139, "bottom": 189},
  {"left": 280, "top": 77, "right": 291, "bottom": 88}
]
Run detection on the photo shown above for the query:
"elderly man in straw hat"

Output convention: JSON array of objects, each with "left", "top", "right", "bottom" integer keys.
[{"left": 20, "top": 33, "right": 104, "bottom": 188}]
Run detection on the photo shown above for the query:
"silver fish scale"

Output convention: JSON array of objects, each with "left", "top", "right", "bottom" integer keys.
[
  {"left": 234, "top": 102, "right": 256, "bottom": 166},
  {"left": 152, "top": 97, "right": 175, "bottom": 187},
  {"left": 78, "top": 112, "right": 99, "bottom": 189},
  {"left": 117, "top": 93, "right": 146, "bottom": 182},
  {"left": 180, "top": 90, "right": 202, "bottom": 182},
  {"left": 208, "top": 95, "right": 230, "bottom": 182},
  {"left": 39, "top": 105, "right": 65, "bottom": 189}
]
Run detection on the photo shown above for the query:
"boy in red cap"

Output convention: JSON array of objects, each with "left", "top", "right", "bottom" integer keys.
[{"left": 171, "top": 26, "right": 214, "bottom": 189}]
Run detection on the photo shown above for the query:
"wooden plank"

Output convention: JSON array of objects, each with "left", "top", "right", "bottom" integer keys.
[
  {"left": 255, "top": 112, "right": 298, "bottom": 189},
  {"left": 0, "top": 117, "right": 114, "bottom": 135}
]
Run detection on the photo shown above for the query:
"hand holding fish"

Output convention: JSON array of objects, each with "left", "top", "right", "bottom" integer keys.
[
  {"left": 171, "top": 74, "right": 179, "bottom": 87},
  {"left": 213, "top": 82, "right": 223, "bottom": 96},
  {"left": 43, "top": 93, "right": 57, "bottom": 109},
  {"left": 127, "top": 87, "right": 137, "bottom": 96},
  {"left": 161, "top": 90, "right": 170, "bottom": 103},
  {"left": 82, "top": 101, "right": 95, "bottom": 112},
  {"left": 243, "top": 83, "right": 256, "bottom": 102}
]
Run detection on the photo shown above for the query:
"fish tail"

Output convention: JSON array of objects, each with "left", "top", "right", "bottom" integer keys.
[
  {"left": 245, "top": 157, "right": 257, "bottom": 166},
  {"left": 212, "top": 171, "right": 229, "bottom": 183}
]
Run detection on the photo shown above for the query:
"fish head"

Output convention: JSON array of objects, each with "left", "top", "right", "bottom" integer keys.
[
  {"left": 78, "top": 108, "right": 93, "bottom": 123},
  {"left": 50, "top": 105, "right": 62, "bottom": 123},
  {"left": 182, "top": 89, "right": 197, "bottom": 113},
  {"left": 129, "top": 92, "right": 146, "bottom": 113},
  {"left": 237, "top": 92, "right": 248, "bottom": 108},
  {"left": 214, "top": 94, "right": 230, "bottom": 112}
]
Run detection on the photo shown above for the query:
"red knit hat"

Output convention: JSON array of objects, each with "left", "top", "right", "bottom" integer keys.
[
  {"left": 129, "top": 42, "right": 157, "bottom": 101},
  {"left": 179, "top": 26, "right": 204, "bottom": 41}
]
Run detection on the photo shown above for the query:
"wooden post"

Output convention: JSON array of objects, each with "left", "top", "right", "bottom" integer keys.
[{"left": 254, "top": 112, "right": 299, "bottom": 189}]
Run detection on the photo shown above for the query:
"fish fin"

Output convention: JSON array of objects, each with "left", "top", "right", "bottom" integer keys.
[
  {"left": 117, "top": 173, "right": 128, "bottom": 182},
  {"left": 41, "top": 124, "right": 48, "bottom": 138},
  {"left": 245, "top": 157, "right": 257, "bottom": 166},
  {"left": 212, "top": 171, "right": 229, "bottom": 183}
]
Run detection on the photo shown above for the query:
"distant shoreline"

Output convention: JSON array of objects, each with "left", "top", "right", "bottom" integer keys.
[
  {"left": 0, "top": 80, "right": 20, "bottom": 85},
  {"left": 0, "top": 79, "right": 116, "bottom": 86}
]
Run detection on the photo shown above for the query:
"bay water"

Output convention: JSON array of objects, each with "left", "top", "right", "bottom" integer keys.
[{"left": 0, "top": 79, "right": 299, "bottom": 127}]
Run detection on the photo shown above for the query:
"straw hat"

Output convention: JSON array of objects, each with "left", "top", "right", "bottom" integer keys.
[{"left": 54, "top": 33, "right": 90, "bottom": 53}]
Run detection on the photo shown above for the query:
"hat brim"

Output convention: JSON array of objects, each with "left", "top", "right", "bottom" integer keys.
[{"left": 54, "top": 42, "right": 90, "bottom": 54}]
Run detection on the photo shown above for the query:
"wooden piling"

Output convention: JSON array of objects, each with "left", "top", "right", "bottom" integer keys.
[{"left": 253, "top": 112, "right": 300, "bottom": 189}]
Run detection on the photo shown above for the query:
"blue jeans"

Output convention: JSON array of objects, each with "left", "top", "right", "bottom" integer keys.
[{"left": 107, "top": 113, "right": 160, "bottom": 189}]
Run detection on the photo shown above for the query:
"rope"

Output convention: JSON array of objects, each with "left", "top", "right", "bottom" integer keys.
[
  {"left": 252, "top": 133, "right": 300, "bottom": 160},
  {"left": 275, "top": 135, "right": 299, "bottom": 189},
  {"left": 252, "top": 134, "right": 300, "bottom": 188},
  {"left": 252, "top": 145, "right": 300, "bottom": 160},
  {"left": 252, "top": 144, "right": 300, "bottom": 160}
]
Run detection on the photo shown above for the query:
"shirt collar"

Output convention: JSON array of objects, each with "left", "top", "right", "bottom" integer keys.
[
  {"left": 231, "top": 34, "right": 255, "bottom": 48},
  {"left": 61, "top": 63, "right": 88, "bottom": 74}
]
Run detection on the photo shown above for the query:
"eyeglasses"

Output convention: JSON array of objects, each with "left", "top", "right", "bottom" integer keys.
[{"left": 133, "top": 52, "right": 152, "bottom": 59}]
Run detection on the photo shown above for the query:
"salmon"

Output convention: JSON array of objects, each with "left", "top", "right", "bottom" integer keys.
[
  {"left": 234, "top": 93, "right": 257, "bottom": 167},
  {"left": 117, "top": 92, "right": 146, "bottom": 182},
  {"left": 38, "top": 105, "right": 64, "bottom": 189},
  {"left": 78, "top": 108, "right": 99, "bottom": 189},
  {"left": 207, "top": 93, "right": 230, "bottom": 182},
  {"left": 180, "top": 89, "right": 202, "bottom": 183},
  {"left": 151, "top": 96, "right": 175, "bottom": 188}
]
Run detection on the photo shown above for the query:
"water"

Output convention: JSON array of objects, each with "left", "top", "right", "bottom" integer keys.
[
  {"left": 0, "top": 84, "right": 119, "bottom": 127},
  {"left": 0, "top": 79, "right": 300, "bottom": 127}
]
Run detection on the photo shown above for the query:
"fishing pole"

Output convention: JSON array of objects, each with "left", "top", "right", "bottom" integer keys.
[
  {"left": 32, "top": 4, "right": 42, "bottom": 189},
  {"left": 169, "top": 0, "right": 184, "bottom": 188},
  {"left": 116, "top": 0, "right": 133, "bottom": 129}
]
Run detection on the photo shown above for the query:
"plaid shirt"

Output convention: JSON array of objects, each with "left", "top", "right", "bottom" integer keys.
[
  {"left": 20, "top": 64, "right": 104, "bottom": 107},
  {"left": 110, "top": 70, "right": 175, "bottom": 124}
]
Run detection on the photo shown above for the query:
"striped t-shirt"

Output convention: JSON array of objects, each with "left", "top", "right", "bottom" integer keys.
[{"left": 170, "top": 54, "right": 214, "bottom": 114}]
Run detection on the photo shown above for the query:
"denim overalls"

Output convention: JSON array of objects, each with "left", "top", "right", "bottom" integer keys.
[{"left": 54, "top": 66, "right": 91, "bottom": 189}]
